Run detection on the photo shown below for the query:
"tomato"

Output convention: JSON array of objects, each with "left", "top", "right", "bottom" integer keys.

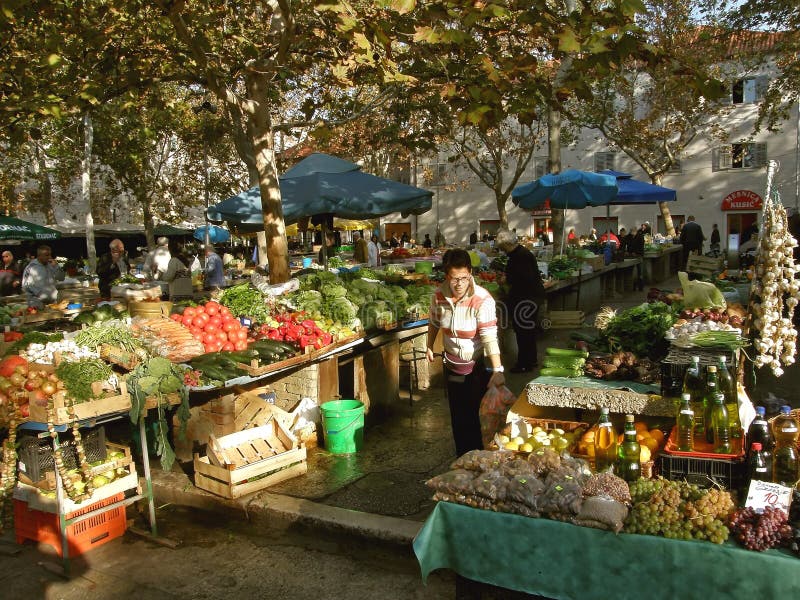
[
  {"left": 201, "top": 331, "right": 216, "bottom": 345},
  {"left": 223, "top": 321, "right": 238, "bottom": 333},
  {"left": 204, "top": 301, "right": 220, "bottom": 315},
  {"left": 183, "top": 306, "right": 197, "bottom": 319},
  {"left": 219, "top": 306, "right": 232, "bottom": 318},
  {"left": 181, "top": 315, "right": 194, "bottom": 327},
  {"left": 221, "top": 342, "right": 235, "bottom": 352},
  {"left": 203, "top": 343, "right": 215, "bottom": 353},
  {"left": 216, "top": 330, "right": 228, "bottom": 342},
  {"left": 233, "top": 340, "right": 248, "bottom": 351},
  {"left": 204, "top": 322, "right": 219, "bottom": 334},
  {"left": 235, "top": 329, "right": 249, "bottom": 342},
  {"left": 208, "top": 341, "right": 223, "bottom": 353},
  {"left": 207, "top": 315, "right": 223, "bottom": 329},
  {"left": 194, "top": 313, "right": 210, "bottom": 328},
  {"left": 170, "top": 313, "right": 182, "bottom": 322}
]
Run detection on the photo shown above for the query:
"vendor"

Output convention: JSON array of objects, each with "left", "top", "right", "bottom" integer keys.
[
  {"left": 21, "top": 245, "right": 65, "bottom": 309},
  {"left": 96, "top": 238, "right": 129, "bottom": 298},
  {"left": 0, "top": 250, "right": 22, "bottom": 296},
  {"left": 318, "top": 233, "right": 337, "bottom": 264},
  {"left": 426, "top": 248, "right": 504, "bottom": 456},
  {"left": 203, "top": 244, "right": 226, "bottom": 290},
  {"left": 161, "top": 241, "right": 193, "bottom": 300}
]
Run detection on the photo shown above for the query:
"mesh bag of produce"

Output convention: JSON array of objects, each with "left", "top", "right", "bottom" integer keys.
[
  {"left": 478, "top": 385, "right": 517, "bottom": 449},
  {"left": 575, "top": 495, "right": 629, "bottom": 533},
  {"left": 505, "top": 474, "right": 546, "bottom": 509},
  {"left": 451, "top": 449, "right": 512, "bottom": 472},
  {"left": 538, "top": 477, "right": 584, "bottom": 517},
  {"left": 425, "top": 469, "right": 476, "bottom": 495}
]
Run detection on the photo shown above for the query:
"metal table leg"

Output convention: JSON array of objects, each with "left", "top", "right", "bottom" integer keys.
[{"left": 138, "top": 417, "right": 158, "bottom": 536}]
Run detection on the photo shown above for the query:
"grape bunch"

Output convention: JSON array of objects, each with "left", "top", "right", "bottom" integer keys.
[
  {"left": 624, "top": 478, "right": 734, "bottom": 544},
  {"left": 728, "top": 506, "right": 793, "bottom": 551}
]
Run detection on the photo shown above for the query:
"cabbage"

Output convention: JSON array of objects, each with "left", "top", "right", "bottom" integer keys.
[
  {"left": 92, "top": 475, "right": 109, "bottom": 488},
  {"left": 678, "top": 272, "right": 726, "bottom": 310}
]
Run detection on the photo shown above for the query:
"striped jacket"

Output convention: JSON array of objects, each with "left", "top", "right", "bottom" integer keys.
[{"left": 429, "top": 278, "right": 500, "bottom": 362}]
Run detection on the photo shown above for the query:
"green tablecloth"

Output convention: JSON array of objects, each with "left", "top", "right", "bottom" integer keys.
[
  {"left": 413, "top": 502, "right": 800, "bottom": 599},
  {"left": 531, "top": 375, "right": 660, "bottom": 395}
]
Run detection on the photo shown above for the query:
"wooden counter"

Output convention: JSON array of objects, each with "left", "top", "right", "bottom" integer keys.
[{"left": 643, "top": 244, "right": 683, "bottom": 284}]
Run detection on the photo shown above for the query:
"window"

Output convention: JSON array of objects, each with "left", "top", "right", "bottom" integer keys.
[
  {"left": 428, "top": 162, "right": 449, "bottom": 185},
  {"left": 730, "top": 76, "right": 769, "bottom": 104},
  {"left": 713, "top": 143, "right": 767, "bottom": 171},
  {"left": 523, "top": 155, "right": 548, "bottom": 180},
  {"left": 594, "top": 151, "right": 616, "bottom": 172}
]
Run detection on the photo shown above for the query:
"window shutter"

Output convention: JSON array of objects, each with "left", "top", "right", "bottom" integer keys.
[
  {"left": 594, "top": 152, "right": 615, "bottom": 171},
  {"left": 713, "top": 147, "right": 732, "bottom": 171},
  {"left": 755, "top": 76, "right": 769, "bottom": 101},
  {"left": 751, "top": 143, "right": 767, "bottom": 167}
]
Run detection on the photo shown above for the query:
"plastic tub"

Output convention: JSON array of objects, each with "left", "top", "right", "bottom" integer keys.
[
  {"left": 320, "top": 399, "right": 365, "bottom": 454},
  {"left": 302, "top": 257, "right": 313, "bottom": 268}
]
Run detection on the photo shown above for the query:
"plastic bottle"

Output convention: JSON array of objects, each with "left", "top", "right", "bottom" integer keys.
[
  {"left": 746, "top": 406, "right": 774, "bottom": 469},
  {"left": 703, "top": 365, "right": 719, "bottom": 444},
  {"left": 717, "top": 356, "right": 741, "bottom": 439},
  {"left": 772, "top": 405, "right": 799, "bottom": 487},
  {"left": 683, "top": 356, "right": 704, "bottom": 436},
  {"left": 710, "top": 393, "right": 731, "bottom": 454},
  {"left": 595, "top": 408, "right": 617, "bottom": 472},
  {"left": 676, "top": 393, "right": 694, "bottom": 452},
  {"left": 747, "top": 442, "right": 770, "bottom": 485},
  {"left": 617, "top": 414, "right": 641, "bottom": 481}
]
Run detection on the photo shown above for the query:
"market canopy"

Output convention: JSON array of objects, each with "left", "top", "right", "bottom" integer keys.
[
  {"left": 599, "top": 170, "right": 677, "bottom": 204},
  {"left": 193, "top": 224, "right": 231, "bottom": 243},
  {"left": 0, "top": 215, "right": 61, "bottom": 241},
  {"left": 207, "top": 152, "right": 432, "bottom": 230},
  {"left": 511, "top": 170, "right": 619, "bottom": 210}
]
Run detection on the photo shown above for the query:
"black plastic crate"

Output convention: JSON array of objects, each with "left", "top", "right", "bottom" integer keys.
[
  {"left": 657, "top": 453, "right": 745, "bottom": 490},
  {"left": 18, "top": 426, "right": 106, "bottom": 484}
]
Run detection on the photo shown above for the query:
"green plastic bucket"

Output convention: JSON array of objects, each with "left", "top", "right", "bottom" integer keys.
[{"left": 321, "top": 399, "right": 365, "bottom": 454}]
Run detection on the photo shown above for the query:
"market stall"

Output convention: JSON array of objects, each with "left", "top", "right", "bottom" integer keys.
[{"left": 643, "top": 243, "right": 683, "bottom": 284}]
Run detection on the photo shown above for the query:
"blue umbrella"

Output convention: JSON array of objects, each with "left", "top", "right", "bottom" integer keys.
[
  {"left": 512, "top": 169, "right": 619, "bottom": 210},
  {"left": 598, "top": 170, "right": 676, "bottom": 204},
  {"left": 194, "top": 224, "right": 231, "bottom": 243},
  {"left": 207, "top": 153, "right": 432, "bottom": 229}
]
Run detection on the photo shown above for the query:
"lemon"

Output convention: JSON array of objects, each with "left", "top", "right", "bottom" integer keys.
[
  {"left": 643, "top": 437, "right": 659, "bottom": 453},
  {"left": 513, "top": 436, "right": 525, "bottom": 446},
  {"left": 554, "top": 428, "right": 565, "bottom": 436},
  {"left": 520, "top": 443, "right": 534, "bottom": 453},
  {"left": 639, "top": 446, "right": 652, "bottom": 463},
  {"left": 504, "top": 441, "right": 520, "bottom": 451},
  {"left": 554, "top": 437, "right": 569, "bottom": 451},
  {"left": 498, "top": 434, "right": 510, "bottom": 445}
]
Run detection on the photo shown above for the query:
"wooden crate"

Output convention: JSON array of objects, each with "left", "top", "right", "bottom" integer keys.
[
  {"left": 29, "top": 381, "right": 131, "bottom": 425},
  {"left": 542, "top": 311, "right": 585, "bottom": 329},
  {"left": 583, "top": 255, "right": 605, "bottom": 271},
  {"left": 686, "top": 255, "right": 723, "bottom": 278},
  {"left": 234, "top": 351, "right": 308, "bottom": 377},
  {"left": 194, "top": 421, "right": 307, "bottom": 499},
  {"left": 99, "top": 344, "right": 140, "bottom": 371}
]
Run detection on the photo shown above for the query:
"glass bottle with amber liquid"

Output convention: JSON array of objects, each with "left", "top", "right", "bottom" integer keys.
[
  {"left": 683, "top": 356, "right": 704, "bottom": 436},
  {"left": 595, "top": 407, "right": 617, "bottom": 472},
  {"left": 617, "top": 414, "right": 641, "bottom": 481},
  {"left": 703, "top": 365, "right": 719, "bottom": 444}
]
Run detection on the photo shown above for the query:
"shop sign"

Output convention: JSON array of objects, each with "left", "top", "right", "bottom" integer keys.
[
  {"left": 721, "top": 190, "right": 763, "bottom": 211},
  {"left": 530, "top": 199, "right": 552, "bottom": 217}
]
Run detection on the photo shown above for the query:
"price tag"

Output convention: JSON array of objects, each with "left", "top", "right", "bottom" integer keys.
[{"left": 744, "top": 480, "right": 794, "bottom": 514}]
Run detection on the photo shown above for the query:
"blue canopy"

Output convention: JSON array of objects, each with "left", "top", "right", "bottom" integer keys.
[
  {"left": 599, "top": 170, "right": 677, "bottom": 204},
  {"left": 511, "top": 169, "right": 619, "bottom": 210},
  {"left": 193, "top": 224, "right": 231, "bottom": 243},
  {"left": 207, "top": 153, "right": 432, "bottom": 229}
]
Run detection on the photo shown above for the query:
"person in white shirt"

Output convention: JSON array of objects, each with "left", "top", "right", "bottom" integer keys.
[
  {"left": 367, "top": 234, "right": 380, "bottom": 267},
  {"left": 144, "top": 237, "right": 172, "bottom": 280}
]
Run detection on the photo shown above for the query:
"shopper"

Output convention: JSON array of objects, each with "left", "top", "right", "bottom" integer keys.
[
  {"left": 630, "top": 224, "right": 646, "bottom": 290},
  {"left": 203, "top": 244, "right": 226, "bottom": 290},
  {"left": 710, "top": 223, "right": 721, "bottom": 255},
  {"left": 96, "top": 238, "right": 129, "bottom": 298},
  {"left": 21, "top": 245, "right": 65, "bottom": 308},
  {"left": 426, "top": 249, "right": 505, "bottom": 456},
  {"left": 567, "top": 228, "right": 578, "bottom": 246},
  {"left": 144, "top": 237, "right": 171, "bottom": 280},
  {"left": 495, "top": 230, "right": 546, "bottom": 373},
  {"left": 423, "top": 233, "right": 433, "bottom": 249},
  {"left": 0, "top": 250, "right": 22, "bottom": 296},
  {"left": 469, "top": 230, "right": 478, "bottom": 245},
  {"left": 318, "top": 233, "right": 338, "bottom": 263},
  {"left": 353, "top": 232, "right": 369, "bottom": 264},
  {"left": 160, "top": 241, "right": 193, "bottom": 300},
  {"left": 389, "top": 233, "right": 400, "bottom": 248},
  {"left": 367, "top": 234, "right": 380, "bottom": 267},
  {"left": 680, "top": 215, "right": 705, "bottom": 265}
]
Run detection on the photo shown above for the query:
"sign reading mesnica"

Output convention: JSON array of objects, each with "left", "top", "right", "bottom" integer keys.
[{"left": 721, "top": 190, "right": 763, "bottom": 211}]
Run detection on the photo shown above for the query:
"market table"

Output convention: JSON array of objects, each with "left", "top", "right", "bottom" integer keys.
[
  {"left": 414, "top": 501, "right": 800, "bottom": 600},
  {"left": 643, "top": 244, "right": 683, "bottom": 284}
]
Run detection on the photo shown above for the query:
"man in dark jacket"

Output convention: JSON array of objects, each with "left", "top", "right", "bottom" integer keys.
[
  {"left": 96, "top": 239, "right": 128, "bottom": 298},
  {"left": 496, "top": 229, "right": 545, "bottom": 372},
  {"left": 680, "top": 215, "right": 705, "bottom": 265},
  {"left": 630, "top": 224, "right": 646, "bottom": 290}
]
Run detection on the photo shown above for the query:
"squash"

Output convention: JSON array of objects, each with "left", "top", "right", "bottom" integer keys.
[{"left": 0, "top": 355, "right": 27, "bottom": 377}]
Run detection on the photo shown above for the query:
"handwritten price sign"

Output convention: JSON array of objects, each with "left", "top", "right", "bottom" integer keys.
[{"left": 745, "top": 480, "right": 793, "bottom": 514}]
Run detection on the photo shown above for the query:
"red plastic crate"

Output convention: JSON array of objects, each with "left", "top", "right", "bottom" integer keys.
[{"left": 14, "top": 493, "right": 127, "bottom": 557}]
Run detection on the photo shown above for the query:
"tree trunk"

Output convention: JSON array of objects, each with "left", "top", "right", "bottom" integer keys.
[
  {"left": 34, "top": 143, "right": 56, "bottom": 223},
  {"left": 228, "top": 104, "right": 260, "bottom": 186},
  {"left": 496, "top": 192, "right": 509, "bottom": 230},
  {"left": 142, "top": 193, "right": 156, "bottom": 250},
  {"left": 651, "top": 174, "right": 676, "bottom": 237},
  {"left": 246, "top": 72, "right": 290, "bottom": 283},
  {"left": 547, "top": 105, "right": 565, "bottom": 253},
  {"left": 82, "top": 113, "right": 97, "bottom": 273}
]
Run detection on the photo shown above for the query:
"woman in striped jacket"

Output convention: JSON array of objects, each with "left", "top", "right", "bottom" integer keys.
[{"left": 426, "top": 249, "right": 505, "bottom": 456}]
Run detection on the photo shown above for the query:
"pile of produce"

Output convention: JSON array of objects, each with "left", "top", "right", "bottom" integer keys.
[
  {"left": 75, "top": 322, "right": 148, "bottom": 358},
  {"left": 21, "top": 339, "right": 98, "bottom": 365},
  {"left": 2, "top": 332, "right": 63, "bottom": 357},
  {"left": 497, "top": 424, "right": 586, "bottom": 453},
  {"left": 218, "top": 283, "right": 276, "bottom": 325},
  {"left": 675, "top": 305, "right": 746, "bottom": 329},
  {"left": 252, "top": 314, "right": 333, "bottom": 350},
  {"left": 583, "top": 351, "right": 660, "bottom": 383},
  {"left": 624, "top": 477, "right": 734, "bottom": 543},
  {"left": 54, "top": 359, "right": 117, "bottom": 403},
  {"left": 577, "top": 422, "right": 664, "bottom": 463},
  {"left": 728, "top": 506, "right": 793, "bottom": 551},
  {"left": 547, "top": 255, "right": 579, "bottom": 279},
  {"left": 130, "top": 318, "right": 205, "bottom": 363},
  {"left": 427, "top": 449, "right": 634, "bottom": 532},
  {"left": 749, "top": 189, "right": 799, "bottom": 376},
  {"left": 187, "top": 339, "right": 297, "bottom": 384},
  {"left": 0, "top": 304, "right": 25, "bottom": 325},
  {"left": 169, "top": 301, "right": 250, "bottom": 353},
  {"left": 72, "top": 304, "right": 127, "bottom": 325},
  {"left": 539, "top": 347, "right": 588, "bottom": 378},
  {"left": 594, "top": 302, "right": 675, "bottom": 358}
]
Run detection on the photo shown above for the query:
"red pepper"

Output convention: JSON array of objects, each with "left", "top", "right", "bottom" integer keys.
[{"left": 4, "top": 331, "right": 23, "bottom": 342}]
